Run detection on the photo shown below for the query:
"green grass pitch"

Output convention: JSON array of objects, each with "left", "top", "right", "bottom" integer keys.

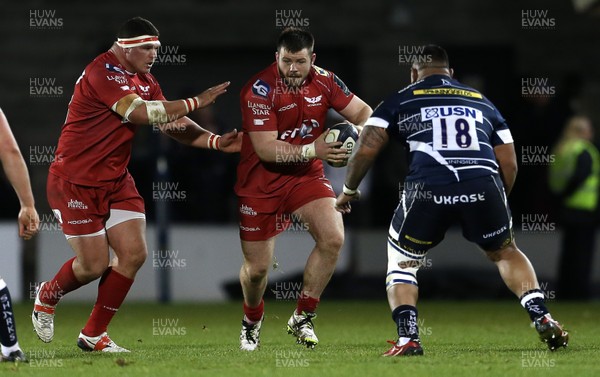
[{"left": 3, "top": 300, "right": 599, "bottom": 376}]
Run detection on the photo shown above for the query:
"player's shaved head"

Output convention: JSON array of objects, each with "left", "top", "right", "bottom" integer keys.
[
  {"left": 117, "top": 17, "right": 159, "bottom": 38},
  {"left": 410, "top": 45, "right": 453, "bottom": 83},
  {"left": 413, "top": 45, "right": 449, "bottom": 71},
  {"left": 277, "top": 27, "right": 314, "bottom": 54}
]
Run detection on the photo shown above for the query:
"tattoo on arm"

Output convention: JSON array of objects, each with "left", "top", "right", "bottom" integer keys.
[
  {"left": 359, "top": 126, "right": 388, "bottom": 149},
  {"left": 345, "top": 126, "right": 389, "bottom": 189}
]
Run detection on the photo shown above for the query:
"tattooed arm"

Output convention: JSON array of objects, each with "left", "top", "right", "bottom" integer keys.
[{"left": 335, "top": 125, "right": 389, "bottom": 213}]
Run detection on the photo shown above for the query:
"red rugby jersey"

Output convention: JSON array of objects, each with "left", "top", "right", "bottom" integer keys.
[
  {"left": 235, "top": 62, "right": 354, "bottom": 198},
  {"left": 50, "top": 50, "right": 164, "bottom": 186}
]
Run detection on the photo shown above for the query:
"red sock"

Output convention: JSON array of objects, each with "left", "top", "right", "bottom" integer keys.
[
  {"left": 39, "top": 257, "right": 83, "bottom": 306},
  {"left": 82, "top": 267, "right": 133, "bottom": 337},
  {"left": 296, "top": 295, "right": 320, "bottom": 314},
  {"left": 243, "top": 299, "right": 264, "bottom": 323}
]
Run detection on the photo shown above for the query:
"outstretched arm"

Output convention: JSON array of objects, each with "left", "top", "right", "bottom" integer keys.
[
  {"left": 113, "top": 80, "right": 241, "bottom": 153},
  {"left": 113, "top": 81, "right": 230, "bottom": 126},
  {"left": 156, "top": 116, "right": 242, "bottom": 153},
  {"left": 0, "top": 109, "right": 39, "bottom": 239}
]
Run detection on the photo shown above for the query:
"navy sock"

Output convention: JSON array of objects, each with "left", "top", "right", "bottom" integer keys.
[
  {"left": 391, "top": 304, "right": 419, "bottom": 340},
  {"left": 520, "top": 289, "right": 549, "bottom": 321},
  {"left": 0, "top": 283, "right": 18, "bottom": 347}
]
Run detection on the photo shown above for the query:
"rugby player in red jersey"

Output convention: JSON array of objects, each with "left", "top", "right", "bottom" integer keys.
[
  {"left": 236, "top": 27, "right": 372, "bottom": 350},
  {"left": 32, "top": 17, "right": 241, "bottom": 352}
]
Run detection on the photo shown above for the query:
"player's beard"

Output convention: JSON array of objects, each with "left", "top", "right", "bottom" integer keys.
[{"left": 282, "top": 74, "right": 304, "bottom": 88}]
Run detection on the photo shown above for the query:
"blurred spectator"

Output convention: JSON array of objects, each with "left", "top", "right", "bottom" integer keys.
[
  {"left": 549, "top": 115, "right": 599, "bottom": 300},
  {"left": 511, "top": 74, "right": 582, "bottom": 220}
]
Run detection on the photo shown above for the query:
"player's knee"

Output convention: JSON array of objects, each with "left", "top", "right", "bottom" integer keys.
[
  {"left": 386, "top": 261, "right": 420, "bottom": 289},
  {"left": 133, "top": 249, "right": 148, "bottom": 269},
  {"left": 485, "top": 240, "right": 518, "bottom": 262},
  {"left": 386, "top": 241, "right": 427, "bottom": 289},
  {"left": 124, "top": 247, "right": 148, "bottom": 270},
  {"left": 317, "top": 230, "right": 344, "bottom": 254},
  {"left": 244, "top": 263, "right": 269, "bottom": 283},
  {"left": 78, "top": 260, "right": 108, "bottom": 280}
]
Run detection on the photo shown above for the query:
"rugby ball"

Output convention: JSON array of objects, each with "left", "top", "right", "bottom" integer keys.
[{"left": 324, "top": 122, "right": 359, "bottom": 167}]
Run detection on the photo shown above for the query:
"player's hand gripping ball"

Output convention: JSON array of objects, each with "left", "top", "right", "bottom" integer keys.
[{"left": 325, "top": 122, "right": 359, "bottom": 167}]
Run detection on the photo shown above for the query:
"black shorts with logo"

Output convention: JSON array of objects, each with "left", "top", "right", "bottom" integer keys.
[{"left": 390, "top": 174, "right": 513, "bottom": 253}]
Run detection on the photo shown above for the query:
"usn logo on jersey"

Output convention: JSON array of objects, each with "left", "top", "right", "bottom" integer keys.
[{"left": 421, "top": 106, "right": 483, "bottom": 151}]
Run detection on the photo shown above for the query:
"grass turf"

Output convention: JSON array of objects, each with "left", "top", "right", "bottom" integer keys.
[{"left": 2, "top": 300, "right": 599, "bottom": 376}]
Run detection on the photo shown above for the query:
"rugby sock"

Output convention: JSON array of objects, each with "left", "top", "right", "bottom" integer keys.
[
  {"left": 39, "top": 257, "right": 83, "bottom": 306},
  {"left": 0, "top": 279, "right": 20, "bottom": 354},
  {"left": 392, "top": 305, "right": 420, "bottom": 345},
  {"left": 296, "top": 295, "right": 319, "bottom": 315},
  {"left": 82, "top": 267, "right": 133, "bottom": 337},
  {"left": 520, "top": 289, "right": 550, "bottom": 321},
  {"left": 243, "top": 299, "right": 264, "bottom": 324}
]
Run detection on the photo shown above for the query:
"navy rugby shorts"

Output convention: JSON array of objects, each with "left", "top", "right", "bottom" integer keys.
[{"left": 389, "top": 174, "right": 513, "bottom": 253}]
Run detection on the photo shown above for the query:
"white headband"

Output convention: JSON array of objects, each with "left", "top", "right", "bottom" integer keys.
[{"left": 116, "top": 35, "right": 160, "bottom": 48}]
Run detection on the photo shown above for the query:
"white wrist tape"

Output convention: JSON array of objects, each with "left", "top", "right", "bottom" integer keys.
[
  {"left": 207, "top": 134, "right": 221, "bottom": 150},
  {"left": 182, "top": 97, "right": 200, "bottom": 113},
  {"left": 301, "top": 142, "right": 316, "bottom": 159},
  {"left": 343, "top": 184, "right": 358, "bottom": 196},
  {"left": 146, "top": 100, "right": 168, "bottom": 124}
]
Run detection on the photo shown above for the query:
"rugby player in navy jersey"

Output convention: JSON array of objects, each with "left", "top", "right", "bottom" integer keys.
[
  {"left": 335, "top": 45, "right": 568, "bottom": 356},
  {"left": 0, "top": 108, "right": 40, "bottom": 362}
]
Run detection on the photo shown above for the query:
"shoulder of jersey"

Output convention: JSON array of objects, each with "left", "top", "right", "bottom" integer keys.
[
  {"left": 312, "top": 65, "right": 352, "bottom": 96},
  {"left": 90, "top": 52, "right": 119, "bottom": 73},
  {"left": 396, "top": 79, "right": 424, "bottom": 96},
  {"left": 91, "top": 53, "right": 133, "bottom": 88},
  {"left": 86, "top": 54, "right": 127, "bottom": 81},
  {"left": 244, "top": 66, "right": 277, "bottom": 101},
  {"left": 312, "top": 65, "right": 331, "bottom": 77},
  {"left": 407, "top": 77, "right": 484, "bottom": 101}
]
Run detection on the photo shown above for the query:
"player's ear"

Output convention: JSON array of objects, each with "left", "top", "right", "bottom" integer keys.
[
  {"left": 449, "top": 68, "right": 454, "bottom": 77},
  {"left": 311, "top": 53, "right": 316, "bottom": 65},
  {"left": 410, "top": 67, "right": 418, "bottom": 83},
  {"left": 275, "top": 51, "right": 279, "bottom": 62}
]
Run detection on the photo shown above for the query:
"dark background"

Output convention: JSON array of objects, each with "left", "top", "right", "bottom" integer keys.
[{"left": 1, "top": 1, "right": 599, "bottom": 294}]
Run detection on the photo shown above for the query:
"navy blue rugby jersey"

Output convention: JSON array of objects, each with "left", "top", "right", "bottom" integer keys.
[{"left": 367, "top": 74, "right": 514, "bottom": 185}]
